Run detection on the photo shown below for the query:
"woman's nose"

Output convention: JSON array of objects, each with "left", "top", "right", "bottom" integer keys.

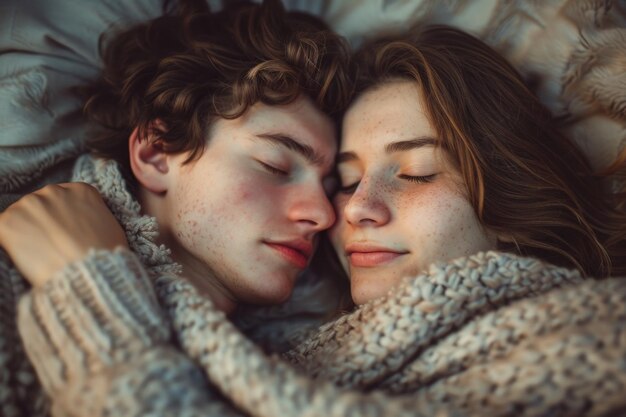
[{"left": 343, "top": 178, "right": 391, "bottom": 227}]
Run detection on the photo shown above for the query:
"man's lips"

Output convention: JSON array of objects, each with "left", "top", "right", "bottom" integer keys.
[
  {"left": 264, "top": 240, "right": 313, "bottom": 269},
  {"left": 345, "top": 243, "right": 409, "bottom": 268}
]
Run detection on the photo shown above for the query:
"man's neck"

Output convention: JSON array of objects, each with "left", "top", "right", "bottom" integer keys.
[{"left": 170, "top": 250, "right": 238, "bottom": 315}]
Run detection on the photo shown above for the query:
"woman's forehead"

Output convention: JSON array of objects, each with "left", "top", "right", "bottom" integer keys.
[{"left": 342, "top": 81, "right": 435, "bottom": 151}]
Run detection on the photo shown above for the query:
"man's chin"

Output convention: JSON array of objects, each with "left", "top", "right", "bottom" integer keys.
[{"left": 239, "top": 271, "right": 296, "bottom": 305}]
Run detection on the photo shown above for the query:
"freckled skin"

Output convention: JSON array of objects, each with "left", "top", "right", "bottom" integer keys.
[
  {"left": 331, "top": 81, "right": 497, "bottom": 305},
  {"left": 156, "top": 96, "right": 337, "bottom": 307}
]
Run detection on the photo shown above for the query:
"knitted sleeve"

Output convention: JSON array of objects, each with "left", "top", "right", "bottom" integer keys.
[
  {"left": 16, "top": 248, "right": 455, "bottom": 417},
  {"left": 16, "top": 248, "right": 244, "bottom": 417}
]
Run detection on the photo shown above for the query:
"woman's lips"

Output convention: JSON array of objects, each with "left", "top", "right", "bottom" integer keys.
[
  {"left": 265, "top": 243, "right": 309, "bottom": 268},
  {"left": 345, "top": 242, "right": 409, "bottom": 268},
  {"left": 348, "top": 251, "right": 407, "bottom": 267}
]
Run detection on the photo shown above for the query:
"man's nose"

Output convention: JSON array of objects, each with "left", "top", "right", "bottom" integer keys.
[{"left": 288, "top": 184, "right": 336, "bottom": 233}]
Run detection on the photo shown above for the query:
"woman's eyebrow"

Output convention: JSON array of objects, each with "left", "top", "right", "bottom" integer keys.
[
  {"left": 337, "top": 136, "right": 437, "bottom": 164},
  {"left": 254, "top": 133, "right": 327, "bottom": 167},
  {"left": 385, "top": 137, "right": 436, "bottom": 153}
]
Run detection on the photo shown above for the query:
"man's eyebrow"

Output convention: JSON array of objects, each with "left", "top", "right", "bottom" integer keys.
[
  {"left": 254, "top": 133, "right": 327, "bottom": 167},
  {"left": 385, "top": 137, "right": 437, "bottom": 153},
  {"left": 336, "top": 137, "right": 437, "bottom": 164}
]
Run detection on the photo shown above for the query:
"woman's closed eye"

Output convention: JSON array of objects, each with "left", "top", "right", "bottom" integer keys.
[
  {"left": 398, "top": 174, "right": 437, "bottom": 183},
  {"left": 338, "top": 173, "right": 437, "bottom": 194}
]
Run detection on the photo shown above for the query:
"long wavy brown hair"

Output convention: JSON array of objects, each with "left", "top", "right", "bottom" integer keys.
[
  {"left": 352, "top": 25, "right": 626, "bottom": 277},
  {"left": 81, "top": 0, "right": 353, "bottom": 186}
]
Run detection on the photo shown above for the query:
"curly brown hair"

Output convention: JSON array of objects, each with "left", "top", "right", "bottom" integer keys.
[
  {"left": 352, "top": 25, "right": 626, "bottom": 277},
  {"left": 81, "top": 0, "right": 353, "bottom": 186}
]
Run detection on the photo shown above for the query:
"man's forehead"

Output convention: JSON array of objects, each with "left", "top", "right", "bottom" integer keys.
[
  {"left": 251, "top": 133, "right": 336, "bottom": 174},
  {"left": 246, "top": 99, "right": 337, "bottom": 146}
]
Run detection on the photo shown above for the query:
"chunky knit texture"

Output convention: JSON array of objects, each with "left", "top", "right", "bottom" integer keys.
[
  {"left": 3, "top": 154, "right": 626, "bottom": 417},
  {"left": 159, "top": 252, "right": 626, "bottom": 417}
]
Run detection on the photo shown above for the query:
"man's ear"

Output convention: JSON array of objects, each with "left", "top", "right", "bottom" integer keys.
[{"left": 128, "top": 123, "right": 172, "bottom": 194}]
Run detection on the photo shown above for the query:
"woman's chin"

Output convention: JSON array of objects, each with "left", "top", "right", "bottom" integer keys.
[{"left": 350, "top": 277, "right": 391, "bottom": 305}]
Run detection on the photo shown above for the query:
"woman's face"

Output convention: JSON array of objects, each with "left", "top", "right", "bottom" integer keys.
[{"left": 331, "top": 80, "right": 496, "bottom": 305}]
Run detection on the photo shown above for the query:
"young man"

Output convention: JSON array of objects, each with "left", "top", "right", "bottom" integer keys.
[{"left": 0, "top": 1, "right": 352, "bottom": 416}]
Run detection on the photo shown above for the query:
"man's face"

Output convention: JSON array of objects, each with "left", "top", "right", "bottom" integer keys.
[{"left": 161, "top": 96, "right": 337, "bottom": 305}]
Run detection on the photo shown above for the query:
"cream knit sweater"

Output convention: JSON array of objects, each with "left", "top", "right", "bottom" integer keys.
[{"left": 3, "top": 154, "right": 626, "bottom": 417}]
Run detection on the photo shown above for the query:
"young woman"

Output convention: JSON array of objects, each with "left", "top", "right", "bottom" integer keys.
[
  {"left": 5, "top": 25, "right": 626, "bottom": 417},
  {"left": 330, "top": 24, "right": 626, "bottom": 305}
]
